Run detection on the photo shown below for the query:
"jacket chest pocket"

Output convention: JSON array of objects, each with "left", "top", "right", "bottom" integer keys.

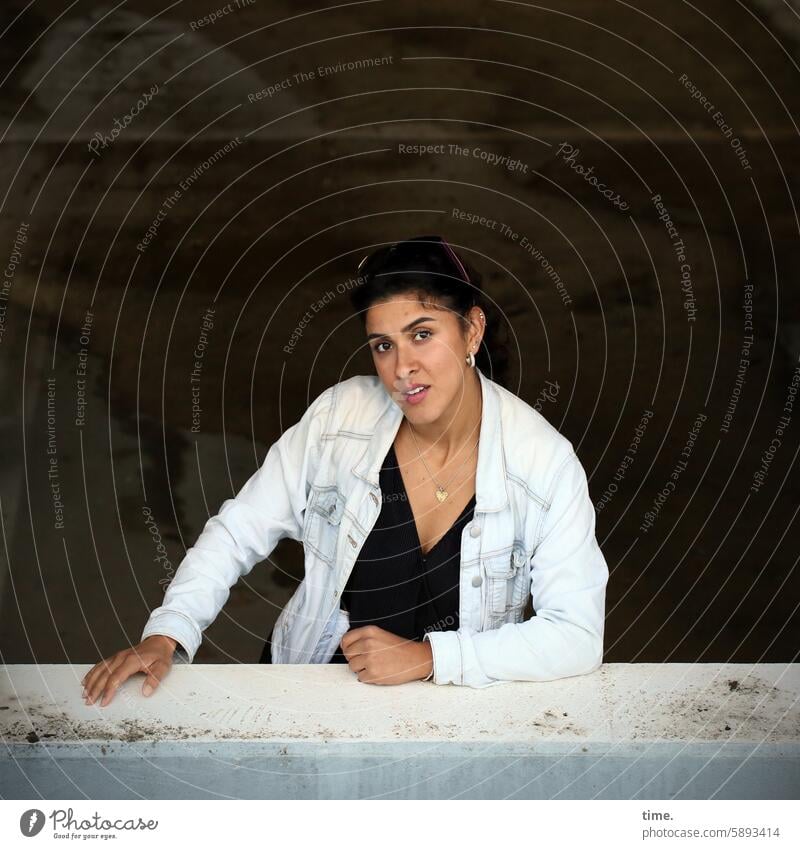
[
  {"left": 304, "top": 487, "right": 345, "bottom": 566},
  {"left": 482, "top": 545, "right": 530, "bottom": 626}
]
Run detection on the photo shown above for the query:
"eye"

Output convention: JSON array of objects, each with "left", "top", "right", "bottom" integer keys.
[{"left": 371, "top": 329, "right": 432, "bottom": 354}]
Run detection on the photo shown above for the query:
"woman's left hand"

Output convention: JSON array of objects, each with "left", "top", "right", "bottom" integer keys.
[{"left": 339, "top": 625, "right": 433, "bottom": 684}]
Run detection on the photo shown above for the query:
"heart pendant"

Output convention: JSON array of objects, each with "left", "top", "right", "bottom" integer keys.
[{"left": 435, "top": 489, "right": 448, "bottom": 503}]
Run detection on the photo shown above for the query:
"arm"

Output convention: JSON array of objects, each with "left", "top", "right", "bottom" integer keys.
[
  {"left": 140, "top": 385, "right": 335, "bottom": 663},
  {"left": 423, "top": 451, "right": 609, "bottom": 688}
]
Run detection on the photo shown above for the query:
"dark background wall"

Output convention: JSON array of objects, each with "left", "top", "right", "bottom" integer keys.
[{"left": 1, "top": 0, "right": 798, "bottom": 665}]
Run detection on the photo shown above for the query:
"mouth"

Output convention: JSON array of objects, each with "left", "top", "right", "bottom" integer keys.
[{"left": 401, "top": 384, "right": 430, "bottom": 404}]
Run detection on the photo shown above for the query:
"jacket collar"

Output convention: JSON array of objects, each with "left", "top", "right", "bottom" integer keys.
[{"left": 352, "top": 368, "right": 509, "bottom": 513}]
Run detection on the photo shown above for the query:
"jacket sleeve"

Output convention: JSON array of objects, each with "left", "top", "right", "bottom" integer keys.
[
  {"left": 423, "top": 451, "right": 609, "bottom": 688},
  {"left": 140, "top": 385, "right": 335, "bottom": 663}
]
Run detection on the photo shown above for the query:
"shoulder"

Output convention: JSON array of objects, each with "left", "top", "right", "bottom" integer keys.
[
  {"left": 308, "top": 374, "right": 390, "bottom": 434},
  {"left": 494, "top": 381, "right": 579, "bottom": 505}
]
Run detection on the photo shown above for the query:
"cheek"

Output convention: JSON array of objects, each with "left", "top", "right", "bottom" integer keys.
[
  {"left": 373, "top": 355, "right": 395, "bottom": 388},
  {"left": 429, "top": 337, "right": 464, "bottom": 368}
]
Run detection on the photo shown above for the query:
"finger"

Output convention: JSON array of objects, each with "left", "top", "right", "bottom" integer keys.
[
  {"left": 142, "top": 659, "right": 170, "bottom": 696},
  {"left": 87, "top": 653, "right": 131, "bottom": 705},
  {"left": 98, "top": 655, "right": 142, "bottom": 707},
  {"left": 340, "top": 626, "right": 370, "bottom": 651},
  {"left": 82, "top": 657, "right": 115, "bottom": 693},
  {"left": 348, "top": 638, "right": 377, "bottom": 660},
  {"left": 348, "top": 654, "right": 369, "bottom": 676},
  {"left": 85, "top": 656, "right": 125, "bottom": 703}
]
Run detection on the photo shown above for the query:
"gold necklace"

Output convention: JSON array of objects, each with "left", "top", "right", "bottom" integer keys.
[{"left": 406, "top": 403, "right": 482, "bottom": 503}]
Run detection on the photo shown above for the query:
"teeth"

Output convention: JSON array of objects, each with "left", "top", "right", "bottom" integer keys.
[{"left": 406, "top": 386, "right": 426, "bottom": 395}]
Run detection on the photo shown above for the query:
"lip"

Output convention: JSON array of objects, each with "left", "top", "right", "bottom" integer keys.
[{"left": 402, "top": 384, "right": 430, "bottom": 405}]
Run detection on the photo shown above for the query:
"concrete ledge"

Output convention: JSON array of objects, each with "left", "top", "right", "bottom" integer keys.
[{"left": 2, "top": 664, "right": 798, "bottom": 799}]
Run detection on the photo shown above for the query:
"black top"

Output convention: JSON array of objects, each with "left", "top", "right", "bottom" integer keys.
[
  {"left": 259, "top": 442, "right": 475, "bottom": 663},
  {"left": 328, "top": 442, "right": 475, "bottom": 663}
]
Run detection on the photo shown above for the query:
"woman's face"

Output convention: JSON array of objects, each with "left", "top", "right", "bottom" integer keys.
[{"left": 364, "top": 293, "right": 482, "bottom": 424}]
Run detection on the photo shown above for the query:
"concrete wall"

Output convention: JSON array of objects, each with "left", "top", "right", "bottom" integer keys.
[{"left": 2, "top": 663, "right": 798, "bottom": 799}]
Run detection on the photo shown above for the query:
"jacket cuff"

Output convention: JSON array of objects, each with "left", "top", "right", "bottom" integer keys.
[
  {"left": 141, "top": 610, "right": 200, "bottom": 664},
  {"left": 423, "top": 629, "right": 513, "bottom": 688},
  {"left": 422, "top": 630, "right": 461, "bottom": 684}
]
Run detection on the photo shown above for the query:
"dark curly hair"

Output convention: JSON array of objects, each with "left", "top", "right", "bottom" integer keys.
[{"left": 349, "top": 235, "right": 511, "bottom": 389}]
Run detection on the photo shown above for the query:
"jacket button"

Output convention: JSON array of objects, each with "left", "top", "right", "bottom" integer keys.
[
  {"left": 471, "top": 574, "right": 483, "bottom": 587},
  {"left": 470, "top": 524, "right": 481, "bottom": 537}
]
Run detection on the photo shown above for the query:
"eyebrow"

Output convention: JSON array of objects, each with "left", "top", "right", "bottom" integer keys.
[{"left": 366, "top": 316, "right": 437, "bottom": 341}]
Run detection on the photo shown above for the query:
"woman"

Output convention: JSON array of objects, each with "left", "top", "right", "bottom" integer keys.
[{"left": 81, "top": 235, "right": 608, "bottom": 705}]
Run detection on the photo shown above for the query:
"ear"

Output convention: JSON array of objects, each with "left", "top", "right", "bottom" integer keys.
[{"left": 467, "top": 306, "right": 484, "bottom": 349}]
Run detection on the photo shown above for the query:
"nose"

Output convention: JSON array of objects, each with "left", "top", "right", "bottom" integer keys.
[{"left": 394, "top": 340, "right": 418, "bottom": 381}]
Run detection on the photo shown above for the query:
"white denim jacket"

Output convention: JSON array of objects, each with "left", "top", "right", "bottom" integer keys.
[{"left": 141, "top": 368, "right": 609, "bottom": 688}]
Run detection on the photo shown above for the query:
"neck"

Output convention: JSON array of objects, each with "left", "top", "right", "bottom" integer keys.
[{"left": 404, "top": 369, "right": 483, "bottom": 462}]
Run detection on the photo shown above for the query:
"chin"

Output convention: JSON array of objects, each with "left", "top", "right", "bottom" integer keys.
[{"left": 407, "top": 401, "right": 441, "bottom": 422}]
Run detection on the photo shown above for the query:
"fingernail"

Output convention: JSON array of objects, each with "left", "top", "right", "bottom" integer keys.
[{"left": 143, "top": 684, "right": 153, "bottom": 696}]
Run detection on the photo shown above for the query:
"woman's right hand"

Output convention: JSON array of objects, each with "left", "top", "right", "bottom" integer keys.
[{"left": 81, "top": 635, "right": 178, "bottom": 708}]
